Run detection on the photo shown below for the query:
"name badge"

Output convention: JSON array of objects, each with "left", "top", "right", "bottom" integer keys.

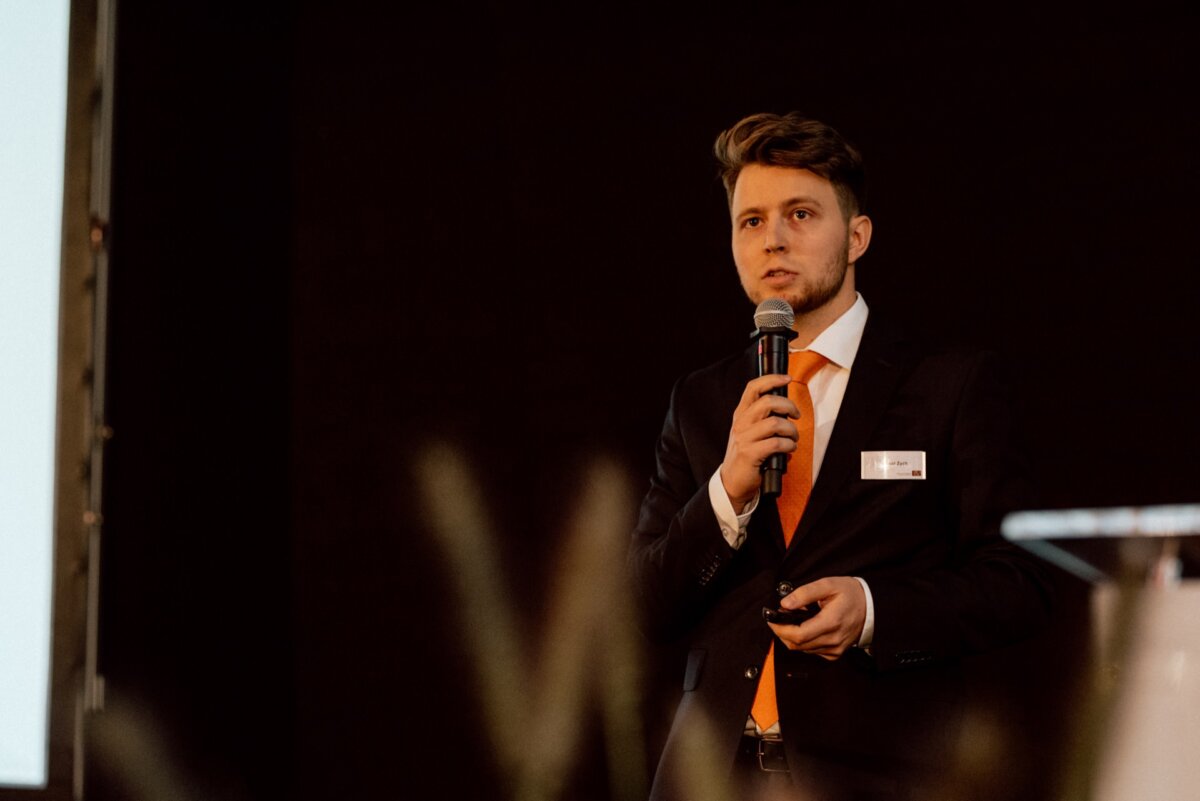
[{"left": 861, "top": 451, "right": 926, "bottom": 480}]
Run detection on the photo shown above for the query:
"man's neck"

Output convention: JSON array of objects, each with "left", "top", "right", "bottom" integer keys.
[{"left": 791, "top": 285, "right": 858, "bottom": 348}]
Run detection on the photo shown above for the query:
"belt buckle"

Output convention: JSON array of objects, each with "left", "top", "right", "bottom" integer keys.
[{"left": 756, "top": 735, "right": 787, "bottom": 773}]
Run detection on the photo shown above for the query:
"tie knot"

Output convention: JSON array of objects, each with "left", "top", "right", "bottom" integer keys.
[{"left": 789, "top": 350, "right": 829, "bottom": 384}]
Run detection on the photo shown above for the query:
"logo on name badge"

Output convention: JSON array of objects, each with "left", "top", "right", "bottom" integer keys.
[{"left": 861, "top": 451, "right": 926, "bottom": 480}]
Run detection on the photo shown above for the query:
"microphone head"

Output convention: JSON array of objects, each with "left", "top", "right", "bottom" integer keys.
[{"left": 753, "top": 298, "right": 795, "bottom": 331}]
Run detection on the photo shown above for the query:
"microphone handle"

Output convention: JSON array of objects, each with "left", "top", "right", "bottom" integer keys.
[{"left": 757, "top": 330, "right": 791, "bottom": 497}]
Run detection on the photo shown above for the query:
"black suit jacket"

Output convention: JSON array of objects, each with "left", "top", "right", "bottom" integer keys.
[{"left": 630, "top": 315, "right": 1053, "bottom": 800}]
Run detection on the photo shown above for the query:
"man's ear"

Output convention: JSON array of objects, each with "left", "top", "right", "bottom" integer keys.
[{"left": 848, "top": 215, "right": 872, "bottom": 264}]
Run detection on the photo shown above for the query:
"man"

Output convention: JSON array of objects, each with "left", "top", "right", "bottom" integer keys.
[{"left": 629, "top": 112, "right": 1053, "bottom": 800}]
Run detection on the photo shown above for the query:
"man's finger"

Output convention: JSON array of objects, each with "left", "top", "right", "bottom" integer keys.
[{"left": 736, "top": 373, "right": 794, "bottom": 411}]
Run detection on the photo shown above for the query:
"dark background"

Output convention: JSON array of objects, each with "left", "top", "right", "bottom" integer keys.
[{"left": 90, "top": 4, "right": 1198, "bottom": 800}]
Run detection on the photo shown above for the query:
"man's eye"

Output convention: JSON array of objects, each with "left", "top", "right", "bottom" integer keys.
[
  {"left": 743, "top": 216, "right": 762, "bottom": 228},
  {"left": 792, "top": 209, "right": 809, "bottom": 220}
]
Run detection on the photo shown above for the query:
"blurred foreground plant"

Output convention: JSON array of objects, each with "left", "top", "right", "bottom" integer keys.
[{"left": 416, "top": 442, "right": 651, "bottom": 801}]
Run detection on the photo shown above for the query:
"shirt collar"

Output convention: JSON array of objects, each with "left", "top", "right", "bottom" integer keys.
[{"left": 791, "top": 292, "right": 869, "bottom": 369}]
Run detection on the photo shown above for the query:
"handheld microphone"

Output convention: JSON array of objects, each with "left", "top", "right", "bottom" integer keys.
[{"left": 751, "top": 298, "right": 798, "bottom": 497}]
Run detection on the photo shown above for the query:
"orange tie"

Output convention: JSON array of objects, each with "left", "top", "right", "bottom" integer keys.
[{"left": 750, "top": 349, "right": 829, "bottom": 732}]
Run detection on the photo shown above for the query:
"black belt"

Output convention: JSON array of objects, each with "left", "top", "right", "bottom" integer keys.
[{"left": 738, "top": 734, "right": 789, "bottom": 773}]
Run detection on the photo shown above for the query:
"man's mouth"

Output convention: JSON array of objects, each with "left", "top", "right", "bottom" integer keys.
[{"left": 763, "top": 268, "right": 796, "bottom": 282}]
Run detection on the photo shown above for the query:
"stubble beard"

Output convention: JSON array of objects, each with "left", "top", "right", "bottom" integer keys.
[{"left": 745, "top": 244, "right": 852, "bottom": 316}]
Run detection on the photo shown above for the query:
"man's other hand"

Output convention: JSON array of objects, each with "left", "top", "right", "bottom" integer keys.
[{"left": 767, "top": 577, "right": 866, "bottom": 661}]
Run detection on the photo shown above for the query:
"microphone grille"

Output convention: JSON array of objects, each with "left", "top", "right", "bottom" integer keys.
[{"left": 753, "top": 298, "right": 795, "bottom": 330}]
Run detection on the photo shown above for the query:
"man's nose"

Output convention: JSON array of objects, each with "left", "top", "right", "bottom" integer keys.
[{"left": 764, "top": 219, "right": 787, "bottom": 253}]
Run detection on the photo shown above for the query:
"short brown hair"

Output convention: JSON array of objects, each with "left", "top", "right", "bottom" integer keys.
[{"left": 713, "top": 111, "right": 867, "bottom": 219}]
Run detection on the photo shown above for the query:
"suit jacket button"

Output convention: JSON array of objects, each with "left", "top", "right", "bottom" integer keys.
[
  {"left": 776, "top": 581, "right": 794, "bottom": 597},
  {"left": 743, "top": 666, "right": 760, "bottom": 680}
]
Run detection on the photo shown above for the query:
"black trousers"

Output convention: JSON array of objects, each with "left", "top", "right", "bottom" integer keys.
[
  {"left": 731, "top": 737, "right": 930, "bottom": 801},
  {"left": 732, "top": 736, "right": 795, "bottom": 801}
]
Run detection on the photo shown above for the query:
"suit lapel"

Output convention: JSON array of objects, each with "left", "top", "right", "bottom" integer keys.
[{"left": 788, "top": 318, "right": 910, "bottom": 552}]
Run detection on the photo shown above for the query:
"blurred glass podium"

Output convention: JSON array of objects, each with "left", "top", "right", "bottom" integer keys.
[{"left": 1002, "top": 504, "right": 1200, "bottom": 801}]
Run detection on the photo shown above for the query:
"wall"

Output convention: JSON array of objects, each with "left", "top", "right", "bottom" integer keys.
[{"left": 92, "top": 5, "right": 1199, "bottom": 800}]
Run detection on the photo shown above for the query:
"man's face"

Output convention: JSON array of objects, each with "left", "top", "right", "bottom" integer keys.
[{"left": 730, "top": 164, "right": 867, "bottom": 315}]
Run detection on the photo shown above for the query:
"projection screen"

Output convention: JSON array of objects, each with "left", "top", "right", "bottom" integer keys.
[{"left": 0, "top": 0, "right": 72, "bottom": 788}]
